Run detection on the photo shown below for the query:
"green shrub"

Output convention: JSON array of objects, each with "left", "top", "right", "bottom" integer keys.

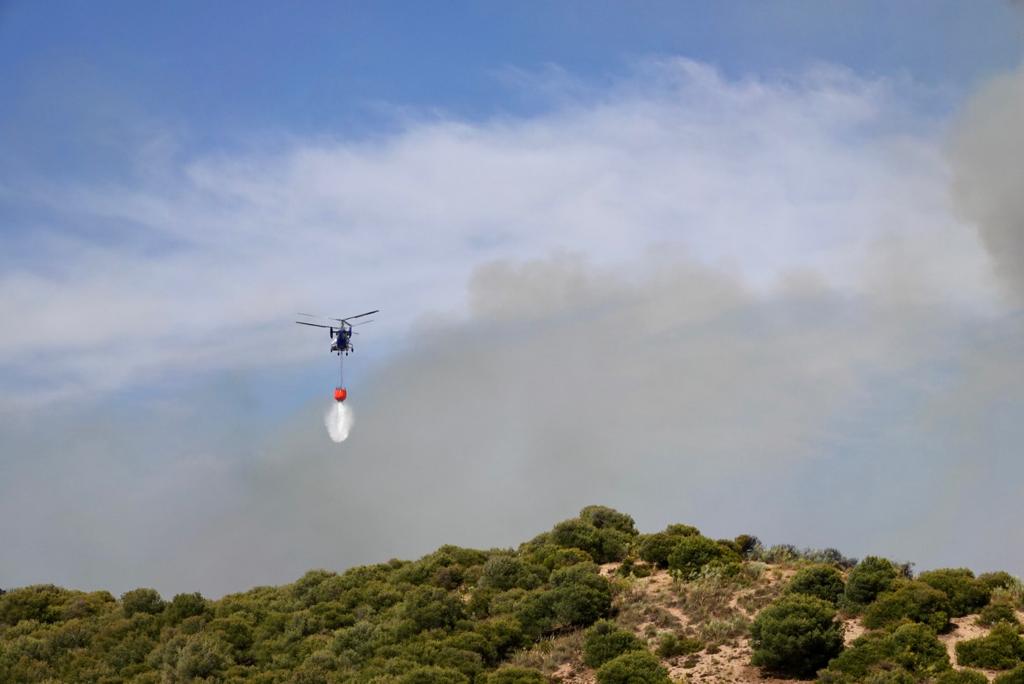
[
  {"left": 664, "top": 523, "right": 701, "bottom": 536},
  {"left": 481, "top": 666, "right": 547, "bottom": 684},
  {"left": 862, "top": 581, "right": 951, "bottom": 632},
  {"left": 787, "top": 565, "right": 845, "bottom": 605},
  {"left": 734, "top": 534, "right": 761, "bottom": 558},
  {"left": 667, "top": 536, "right": 740, "bottom": 581},
  {"left": 121, "top": 588, "right": 164, "bottom": 617},
  {"left": 656, "top": 632, "right": 703, "bottom": 658},
  {"left": 174, "top": 633, "right": 232, "bottom": 679},
  {"left": 980, "top": 600, "right": 1022, "bottom": 628},
  {"left": 579, "top": 506, "right": 638, "bottom": 536},
  {"left": 398, "top": 665, "right": 471, "bottom": 684},
  {"left": 844, "top": 557, "right": 899, "bottom": 609},
  {"left": 522, "top": 544, "right": 593, "bottom": 572},
  {"left": 547, "top": 565, "right": 612, "bottom": 629},
  {"left": 402, "top": 586, "right": 466, "bottom": 632},
  {"left": 863, "top": 669, "right": 915, "bottom": 684},
  {"left": 749, "top": 594, "right": 843, "bottom": 678},
  {"left": 956, "top": 623, "right": 1024, "bottom": 669},
  {"left": 478, "top": 556, "right": 547, "bottom": 591},
  {"left": 823, "top": 622, "right": 949, "bottom": 680},
  {"left": 514, "top": 564, "right": 612, "bottom": 637},
  {"left": 994, "top": 666, "right": 1024, "bottom": 684},
  {"left": 935, "top": 669, "right": 990, "bottom": 684},
  {"left": 980, "top": 572, "right": 1020, "bottom": 592},
  {"left": 596, "top": 650, "right": 671, "bottom": 684},
  {"left": 582, "top": 619, "right": 644, "bottom": 667},
  {"left": 549, "top": 519, "right": 631, "bottom": 564},
  {"left": 638, "top": 534, "right": 679, "bottom": 569},
  {"left": 637, "top": 525, "right": 700, "bottom": 568},
  {"left": 0, "top": 584, "right": 74, "bottom": 625},
  {"left": 917, "top": 569, "right": 990, "bottom": 617},
  {"left": 165, "top": 592, "right": 208, "bottom": 623},
  {"left": 804, "top": 548, "right": 858, "bottom": 569}
]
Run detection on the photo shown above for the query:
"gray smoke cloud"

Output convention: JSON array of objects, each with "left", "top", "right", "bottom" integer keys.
[
  {"left": 3, "top": 58, "right": 1023, "bottom": 598},
  {"left": 951, "top": 64, "right": 1024, "bottom": 303},
  {"left": 6, "top": 248, "right": 1019, "bottom": 598}
]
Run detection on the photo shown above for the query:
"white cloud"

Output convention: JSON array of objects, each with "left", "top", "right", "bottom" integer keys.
[{"left": 0, "top": 58, "right": 996, "bottom": 407}]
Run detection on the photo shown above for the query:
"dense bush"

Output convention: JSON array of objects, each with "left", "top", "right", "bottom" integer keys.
[
  {"left": 637, "top": 524, "right": 701, "bottom": 568},
  {"left": 579, "top": 506, "right": 639, "bottom": 536},
  {"left": 582, "top": 619, "right": 645, "bottom": 667},
  {"left": 656, "top": 632, "right": 703, "bottom": 658},
  {"left": 787, "top": 565, "right": 846, "bottom": 605},
  {"left": 994, "top": 666, "right": 1024, "bottom": 684},
  {"left": 822, "top": 622, "right": 949, "bottom": 681},
  {"left": 750, "top": 594, "right": 844, "bottom": 678},
  {"left": 935, "top": 669, "right": 990, "bottom": 684},
  {"left": 548, "top": 518, "right": 630, "bottom": 564},
  {"left": 481, "top": 666, "right": 547, "bottom": 684},
  {"left": 862, "top": 581, "right": 951, "bottom": 632},
  {"left": 165, "top": 592, "right": 208, "bottom": 623},
  {"left": 667, "top": 536, "right": 740, "bottom": 580},
  {"left": 638, "top": 533, "right": 682, "bottom": 569},
  {"left": 980, "top": 600, "right": 1022, "bottom": 628},
  {"left": 0, "top": 509, "right": 1016, "bottom": 684},
  {"left": 398, "top": 665, "right": 471, "bottom": 684},
  {"left": 917, "top": 569, "right": 991, "bottom": 617},
  {"left": 595, "top": 650, "right": 671, "bottom": 684},
  {"left": 546, "top": 563, "right": 613, "bottom": 629},
  {"left": 0, "top": 584, "right": 76, "bottom": 625},
  {"left": 956, "top": 623, "right": 1024, "bottom": 669},
  {"left": 733, "top": 534, "right": 761, "bottom": 558},
  {"left": 478, "top": 556, "right": 547, "bottom": 591},
  {"left": 980, "top": 572, "right": 1020, "bottom": 593},
  {"left": 844, "top": 557, "right": 900, "bottom": 609},
  {"left": 121, "top": 588, "right": 165, "bottom": 617}
]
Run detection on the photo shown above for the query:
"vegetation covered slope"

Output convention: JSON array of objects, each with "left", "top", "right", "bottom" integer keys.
[{"left": 1, "top": 506, "right": 1022, "bottom": 684}]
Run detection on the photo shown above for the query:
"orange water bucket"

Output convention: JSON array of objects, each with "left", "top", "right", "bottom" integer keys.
[{"left": 334, "top": 387, "right": 347, "bottom": 402}]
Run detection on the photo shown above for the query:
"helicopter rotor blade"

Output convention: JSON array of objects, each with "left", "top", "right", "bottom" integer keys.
[
  {"left": 297, "top": 312, "right": 345, "bottom": 323},
  {"left": 295, "top": 321, "right": 331, "bottom": 328},
  {"left": 340, "top": 309, "right": 379, "bottom": 322}
]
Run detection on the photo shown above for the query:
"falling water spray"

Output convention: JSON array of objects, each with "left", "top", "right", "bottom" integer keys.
[{"left": 325, "top": 401, "right": 354, "bottom": 443}]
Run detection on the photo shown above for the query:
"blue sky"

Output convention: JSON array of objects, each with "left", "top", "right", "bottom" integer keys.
[
  {"left": 1, "top": 2, "right": 1023, "bottom": 596},
  {"left": 3, "top": 1, "right": 1022, "bottom": 183}
]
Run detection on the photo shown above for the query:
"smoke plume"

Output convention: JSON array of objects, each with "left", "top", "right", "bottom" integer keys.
[{"left": 951, "top": 64, "right": 1024, "bottom": 303}]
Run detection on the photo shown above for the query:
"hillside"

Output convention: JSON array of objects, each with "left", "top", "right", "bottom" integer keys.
[{"left": 1, "top": 506, "right": 1022, "bottom": 684}]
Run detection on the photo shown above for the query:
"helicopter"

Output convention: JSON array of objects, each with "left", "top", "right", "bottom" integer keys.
[{"left": 296, "top": 309, "right": 378, "bottom": 402}]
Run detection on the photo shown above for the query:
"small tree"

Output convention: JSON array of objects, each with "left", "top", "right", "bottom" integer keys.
[
  {"left": 165, "top": 592, "right": 207, "bottom": 623},
  {"left": 582, "top": 619, "right": 644, "bottom": 667},
  {"left": 936, "top": 670, "right": 990, "bottom": 684},
  {"left": 994, "top": 666, "right": 1024, "bottom": 684},
  {"left": 844, "top": 557, "right": 899, "bottom": 609},
  {"left": 979, "top": 600, "right": 1022, "bottom": 628},
  {"left": 579, "top": 506, "right": 638, "bottom": 536},
  {"left": 787, "top": 565, "right": 845, "bottom": 605},
  {"left": 478, "top": 556, "right": 546, "bottom": 591},
  {"left": 596, "top": 651, "right": 671, "bottom": 684},
  {"left": 121, "top": 588, "right": 164, "bottom": 617},
  {"left": 917, "top": 569, "right": 990, "bottom": 617},
  {"left": 667, "top": 537, "right": 739, "bottom": 581},
  {"left": 823, "top": 623, "right": 948, "bottom": 681},
  {"left": 862, "top": 581, "right": 951, "bottom": 632},
  {"left": 750, "top": 594, "right": 844, "bottom": 678},
  {"left": 956, "top": 623, "right": 1024, "bottom": 670}
]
